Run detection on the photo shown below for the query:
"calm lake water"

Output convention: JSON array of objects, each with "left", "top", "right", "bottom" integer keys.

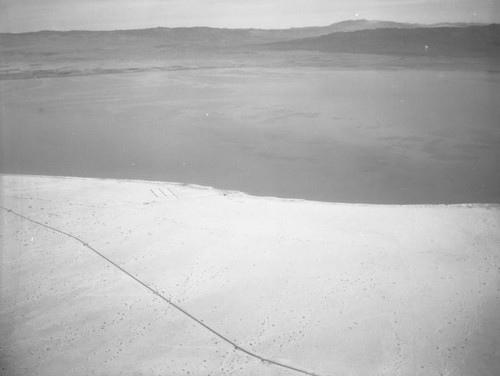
[{"left": 1, "top": 68, "right": 499, "bottom": 204}]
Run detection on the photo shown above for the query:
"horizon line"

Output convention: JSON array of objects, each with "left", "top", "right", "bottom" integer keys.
[{"left": 0, "top": 18, "right": 492, "bottom": 35}]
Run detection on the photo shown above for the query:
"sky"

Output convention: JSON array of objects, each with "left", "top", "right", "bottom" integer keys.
[{"left": 0, "top": 0, "right": 498, "bottom": 33}]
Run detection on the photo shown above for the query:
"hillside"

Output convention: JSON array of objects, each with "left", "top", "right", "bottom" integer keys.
[
  {"left": 264, "top": 25, "right": 500, "bottom": 56},
  {"left": 1, "top": 21, "right": 497, "bottom": 80},
  {"left": 0, "top": 19, "right": 419, "bottom": 46},
  {"left": 1, "top": 19, "right": 484, "bottom": 54}
]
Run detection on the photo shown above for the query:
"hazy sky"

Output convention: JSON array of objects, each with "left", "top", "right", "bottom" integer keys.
[{"left": 0, "top": 0, "right": 498, "bottom": 33}]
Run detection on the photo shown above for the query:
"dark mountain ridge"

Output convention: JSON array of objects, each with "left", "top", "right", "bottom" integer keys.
[
  {"left": 264, "top": 24, "right": 500, "bottom": 56},
  {"left": 1, "top": 20, "right": 498, "bottom": 80},
  {"left": 2, "top": 20, "right": 496, "bottom": 57},
  {"left": 0, "top": 19, "right": 485, "bottom": 43}
]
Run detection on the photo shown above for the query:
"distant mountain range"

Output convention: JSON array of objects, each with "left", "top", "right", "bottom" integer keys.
[
  {"left": 1, "top": 19, "right": 498, "bottom": 58},
  {"left": 1, "top": 19, "right": 488, "bottom": 41},
  {"left": 265, "top": 24, "right": 500, "bottom": 56}
]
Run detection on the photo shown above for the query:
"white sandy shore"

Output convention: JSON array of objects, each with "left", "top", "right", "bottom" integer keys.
[{"left": 1, "top": 174, "right": 499, "bottom": 376}]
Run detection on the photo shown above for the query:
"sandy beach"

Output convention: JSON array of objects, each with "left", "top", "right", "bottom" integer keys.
[{"left": 1, "top": 174, "right": 499, "bottom": 375}]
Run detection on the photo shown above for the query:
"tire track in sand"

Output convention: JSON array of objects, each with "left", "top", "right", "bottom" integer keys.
[{"left": 1, "top": 206, "right": 328, "bottom": 376}]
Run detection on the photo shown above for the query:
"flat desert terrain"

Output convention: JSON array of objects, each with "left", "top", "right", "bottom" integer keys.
[{"left": 1, "top": 174, "right": 499, "bottom": 375}]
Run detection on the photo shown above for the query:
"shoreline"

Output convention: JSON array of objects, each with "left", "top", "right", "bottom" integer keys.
[
  {"left": 2, "top": 173, "right": 499, "bottom": 208},
  {"left": 1, "top": 60, "right": 499, "bottom": 82}
]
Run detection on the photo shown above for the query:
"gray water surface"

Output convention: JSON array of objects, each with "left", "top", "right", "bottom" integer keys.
[{"left": 1, "top": 68, "right": 499, "bottom": 204}]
